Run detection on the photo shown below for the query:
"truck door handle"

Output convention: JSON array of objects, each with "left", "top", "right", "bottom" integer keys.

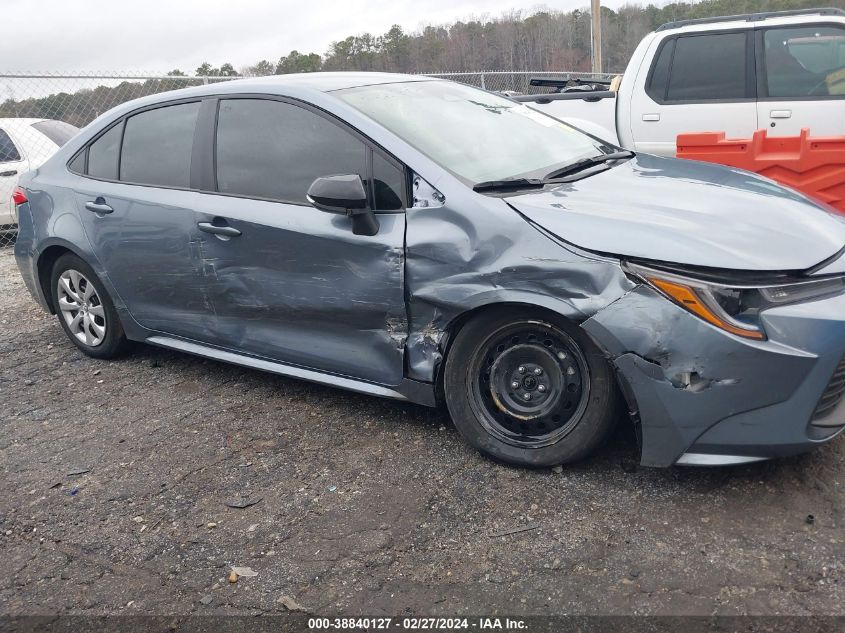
[
  {"left": 197, "top": 221, "right": 241, "bottom": 237},
  {"left": 0, "top": 170, "right": 17, "bottom": 177},
  {"left": 642, "top": 113, "right": 660, "bottom": 122},
  {"left": 85, "top": 197, "right": 114, "bottom": 214},
  {"left": 770, "top": 110, "right": 792, "bottom": 119}
]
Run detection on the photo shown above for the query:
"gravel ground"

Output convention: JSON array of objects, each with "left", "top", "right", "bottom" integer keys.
[{"left": 1, "top": 246, "right": 844, "bottom": 618}]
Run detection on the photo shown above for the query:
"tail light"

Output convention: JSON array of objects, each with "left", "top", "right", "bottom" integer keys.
[{"left": 12, "top": 187, "right": 27, "bottom": 206}]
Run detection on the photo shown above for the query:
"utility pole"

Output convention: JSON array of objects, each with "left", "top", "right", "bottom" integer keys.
[{"left": 591, "top": 0, "right": 603, "bottom": 74}]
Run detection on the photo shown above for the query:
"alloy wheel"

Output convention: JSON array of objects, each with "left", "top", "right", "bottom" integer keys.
[{"left": 57, "top": 269, "right": 107, "bottom": 347}]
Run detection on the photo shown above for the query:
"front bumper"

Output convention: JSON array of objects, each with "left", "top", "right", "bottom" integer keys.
[{"left": 583, "top": 285, "right": 845, "bottom": 467}]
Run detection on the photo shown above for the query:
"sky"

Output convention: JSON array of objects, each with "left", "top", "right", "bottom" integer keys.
[{"left": 2, "top": 0, "right": 643, "bottom": 73}]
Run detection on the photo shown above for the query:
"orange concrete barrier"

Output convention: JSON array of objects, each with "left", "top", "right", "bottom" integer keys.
[{"left": 676, "top": 128, "right": 845, "bottom": 214}]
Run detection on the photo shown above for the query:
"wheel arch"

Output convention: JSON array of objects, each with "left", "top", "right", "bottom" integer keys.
[{"left": 36, "top": 240, "right": 91, "bottom": 313}]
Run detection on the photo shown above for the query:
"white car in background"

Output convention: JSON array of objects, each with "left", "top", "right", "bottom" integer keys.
[{"left": 1, "top": 118, "right": 79, "bottom": 227}]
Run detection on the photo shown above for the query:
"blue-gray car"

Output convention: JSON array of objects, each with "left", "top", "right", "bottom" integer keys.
[{"left": 13, "top": 73, "right": 845, "bottom": 468}]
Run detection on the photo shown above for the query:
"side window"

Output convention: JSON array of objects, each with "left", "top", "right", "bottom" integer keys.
[
  {"left": 120, "top": 102, "right": 200, "bottom": 187},
  {"left": 68, "top": 151, "right": 85, "bottom": 174},
  {"left": 666, "top": 32, "right": 748, "bottom": 101},
  {"left": 0, "top": 128, "right": 21, "bottom": 163},
  {"left": 215, "top": 99, "right": 367, "bottom": 205},
  {"left": 646, "top": 39, "right": 675, "bottom": 101},
  {"left": 86, "top": 123, "right": 122, "bottom": 180},
  {"left": 764, "top": 26, "right": 845, "bottom": 97},
  {"left": 372, "top": 152, "right": 405, "bottom": 211}
]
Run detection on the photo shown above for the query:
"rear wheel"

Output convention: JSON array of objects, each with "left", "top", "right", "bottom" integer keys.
[
  {"left": 50, "top": 253, "right": 127, "bottom": 358},
  {"left": 444, "top": 308, "right": 617, "bottom": 467}
]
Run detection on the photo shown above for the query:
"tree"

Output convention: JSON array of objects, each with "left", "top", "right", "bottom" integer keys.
[
  {"left": 195, "top": 62, "right": 241, "bottom": 77},
  {"left": 245, "top": 60, "right": 275, "bottom": 76},
  {"left": 276, "top": 50, "right": 323, "bottom": 74},
  {"left": 166, "top": 69, "right": 186, "bottom": 76}
]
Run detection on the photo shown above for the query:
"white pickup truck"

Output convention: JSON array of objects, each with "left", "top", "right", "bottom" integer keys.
[{"left": 521, "top": 8, "right": 845, "bottom": 156}]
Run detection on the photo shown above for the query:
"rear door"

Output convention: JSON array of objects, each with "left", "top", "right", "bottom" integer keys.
[
  {"left": 0, "top": 125, "right": 28, "bottom": 225},
  {"left": 629, "top": 30, "right": 759, "bottom": 155},
  {"left": 72, "top": 100, "right": 213, "bottom": 338},
  {"left": 756, "top": 23, "right": 845, "bottom": 136},
  {"left": 188, "top": 97, "right": 408, "bottom": 385}
]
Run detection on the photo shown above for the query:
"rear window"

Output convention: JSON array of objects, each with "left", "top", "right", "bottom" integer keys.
[
  {"left": 31, "top": 120, "right": 79, "bottom": 147},
  {"left": 0, "top": 128, "right": 21, "bottom": 162},
  {"left": 119, "top": 102, "right": 200, "bottom": 188}
]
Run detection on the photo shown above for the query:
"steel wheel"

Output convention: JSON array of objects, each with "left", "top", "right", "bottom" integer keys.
[
  {"left": 468, "top": 321, "right": 590, "bottom": 449},
  {"left": 57, "top": 269, "right": 107, "bottom": 347}
]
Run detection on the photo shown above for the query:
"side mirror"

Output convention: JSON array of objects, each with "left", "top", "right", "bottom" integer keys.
[{"left": 306, "top": 174, "right": 379, "bottom": 236}]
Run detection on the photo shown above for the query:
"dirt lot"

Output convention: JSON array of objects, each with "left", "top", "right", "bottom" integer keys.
[{"left": 1, "top": 247, "right": 844, "bottom": 618}]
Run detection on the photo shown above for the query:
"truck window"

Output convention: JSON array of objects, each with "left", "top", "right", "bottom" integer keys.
[
  {"left": 665, "top": 32, "right": 748, "bottom": 101},
  {"left": 646, "top": 39, "right": 675, "bottom": 101},
  {"left": 763, "top": 26, "right": 845, "bottom": 97}
]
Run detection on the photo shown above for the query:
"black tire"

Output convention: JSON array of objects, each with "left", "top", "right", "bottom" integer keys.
[
  {"left": 443, "top": 307, "right": 617, "bottom": 467},
  {"left": 50, "top": 253, "right": 127, "bottom": 359}
]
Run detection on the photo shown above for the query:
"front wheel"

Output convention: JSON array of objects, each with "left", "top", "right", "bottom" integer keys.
[{"left": 443, "top": 308, "right": 617, "bottom": 467}]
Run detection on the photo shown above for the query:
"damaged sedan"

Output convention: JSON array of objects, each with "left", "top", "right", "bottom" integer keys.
[{"left": 13, "top": 73, "right": 845, "bottom": 468}]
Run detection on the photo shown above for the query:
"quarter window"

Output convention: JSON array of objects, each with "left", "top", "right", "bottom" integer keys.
[
  {"left": 120, "top": 102, "right": 200, "bottom": 187},
  {"left": 215, "top": 99, "right": 368, "bottom": 205},
  {"left": 0, "top": 128, "right": 21, "bottom": 162},
  {"left": 87, "top": 123, "right": 122, "bottom": 180},
  {"left": 764, "top": 26, "right": 845, "bottom": 97},
  {"left": 664, "top": 32, "right": 748, "bottom": 101}
]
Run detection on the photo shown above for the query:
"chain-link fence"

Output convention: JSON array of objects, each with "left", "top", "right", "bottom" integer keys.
[{"left": 0, "top": 70, "right": 619, "bottom": 249}]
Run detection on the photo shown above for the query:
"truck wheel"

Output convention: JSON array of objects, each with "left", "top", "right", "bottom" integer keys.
[{"left": 443, "top": 308, "right": 617, "bottom": 467}]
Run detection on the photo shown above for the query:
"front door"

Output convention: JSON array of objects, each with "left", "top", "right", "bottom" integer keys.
[{"left": 188, "top": 97, "right": 408, "bottom": 385}]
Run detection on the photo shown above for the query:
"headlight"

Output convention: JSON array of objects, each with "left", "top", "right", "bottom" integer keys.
[{"left": 624, "top": 262, "right": 845, "bottom": 341}]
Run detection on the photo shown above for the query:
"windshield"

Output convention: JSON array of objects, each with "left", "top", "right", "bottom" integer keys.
[{"left": 335, "top": 80, "right": 610, "bottom": 184}]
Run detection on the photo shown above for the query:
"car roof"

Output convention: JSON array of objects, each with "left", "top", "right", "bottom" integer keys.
[
  {"left": 230, "top": 72, "right": 437, "bottom": 92},
  {"left": 77, "top": 72, "right": 442, "bottom": 130}
]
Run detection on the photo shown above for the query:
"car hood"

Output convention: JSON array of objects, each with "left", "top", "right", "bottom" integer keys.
[{"left": 507, "top": 154, "right": 845, "bottom": 271}]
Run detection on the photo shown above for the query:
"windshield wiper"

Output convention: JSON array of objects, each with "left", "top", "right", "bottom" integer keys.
[
  {"left": 543, "top": 150, "right": 635, "bottom": 180},
  {"left": 472, "top": 177, "right": 546, "bottom": 192}
]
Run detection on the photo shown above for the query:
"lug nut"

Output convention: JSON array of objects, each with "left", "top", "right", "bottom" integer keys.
[
  {"left": 538, "top": 384, "right": 546, "bottom": 393},
  {"left": 518, "top": 366, "right": 526, "bottom": 374},
  {"left": 523, "top": 393, "right": 532, "bottom": 400},
  {"left": 534, "top": 367, "right": 543, "bottom": 375},
  {"left": 511, "top": 381, "right": 519, "bottom": 389}
]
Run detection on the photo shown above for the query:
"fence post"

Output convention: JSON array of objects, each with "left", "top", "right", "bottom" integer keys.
[{"left": 480, "top": 73, "right": 486, "bottom": 90}]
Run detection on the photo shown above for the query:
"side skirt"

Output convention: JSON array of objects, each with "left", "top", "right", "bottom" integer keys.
[{"left": 146, "top": 335, "right": 436, "bottom": 407}]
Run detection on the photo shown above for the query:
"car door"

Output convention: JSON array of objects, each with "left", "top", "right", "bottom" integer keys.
[
  {"left": 756, "top": 23, "right": 845, "bottom": 136},
  {"left": 629, "top": 30, "right": 759, "bottom": 155},
  {"left": 0, "top": 125, "right": 29, "bottom": 225},
  {"left": 188, "top": 97, "right": 408, "bottom": 385},
  {"left": 71, "top": 100, "right": 215, "bottom": 338}
]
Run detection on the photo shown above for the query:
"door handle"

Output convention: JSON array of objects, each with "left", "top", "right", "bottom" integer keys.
[
  {"left": 197, "top": 221, "right": 241, "bottom": 237},
  {"left": 642, "top": 113, "right": 660, "bottom": 122},
  {"left": 770, "top": 110, "right": 792, "bottom": 119},
  {"left": 85, "top": 197, "right": 113, "bottom": 214},
  {"left": 0, "top": 170, "right": 17, "bottom": 177}
]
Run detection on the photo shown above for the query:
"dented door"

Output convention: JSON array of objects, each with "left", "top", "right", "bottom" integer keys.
[{"left": 186, "top": 195, "right": 407, "bottom": 385}]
